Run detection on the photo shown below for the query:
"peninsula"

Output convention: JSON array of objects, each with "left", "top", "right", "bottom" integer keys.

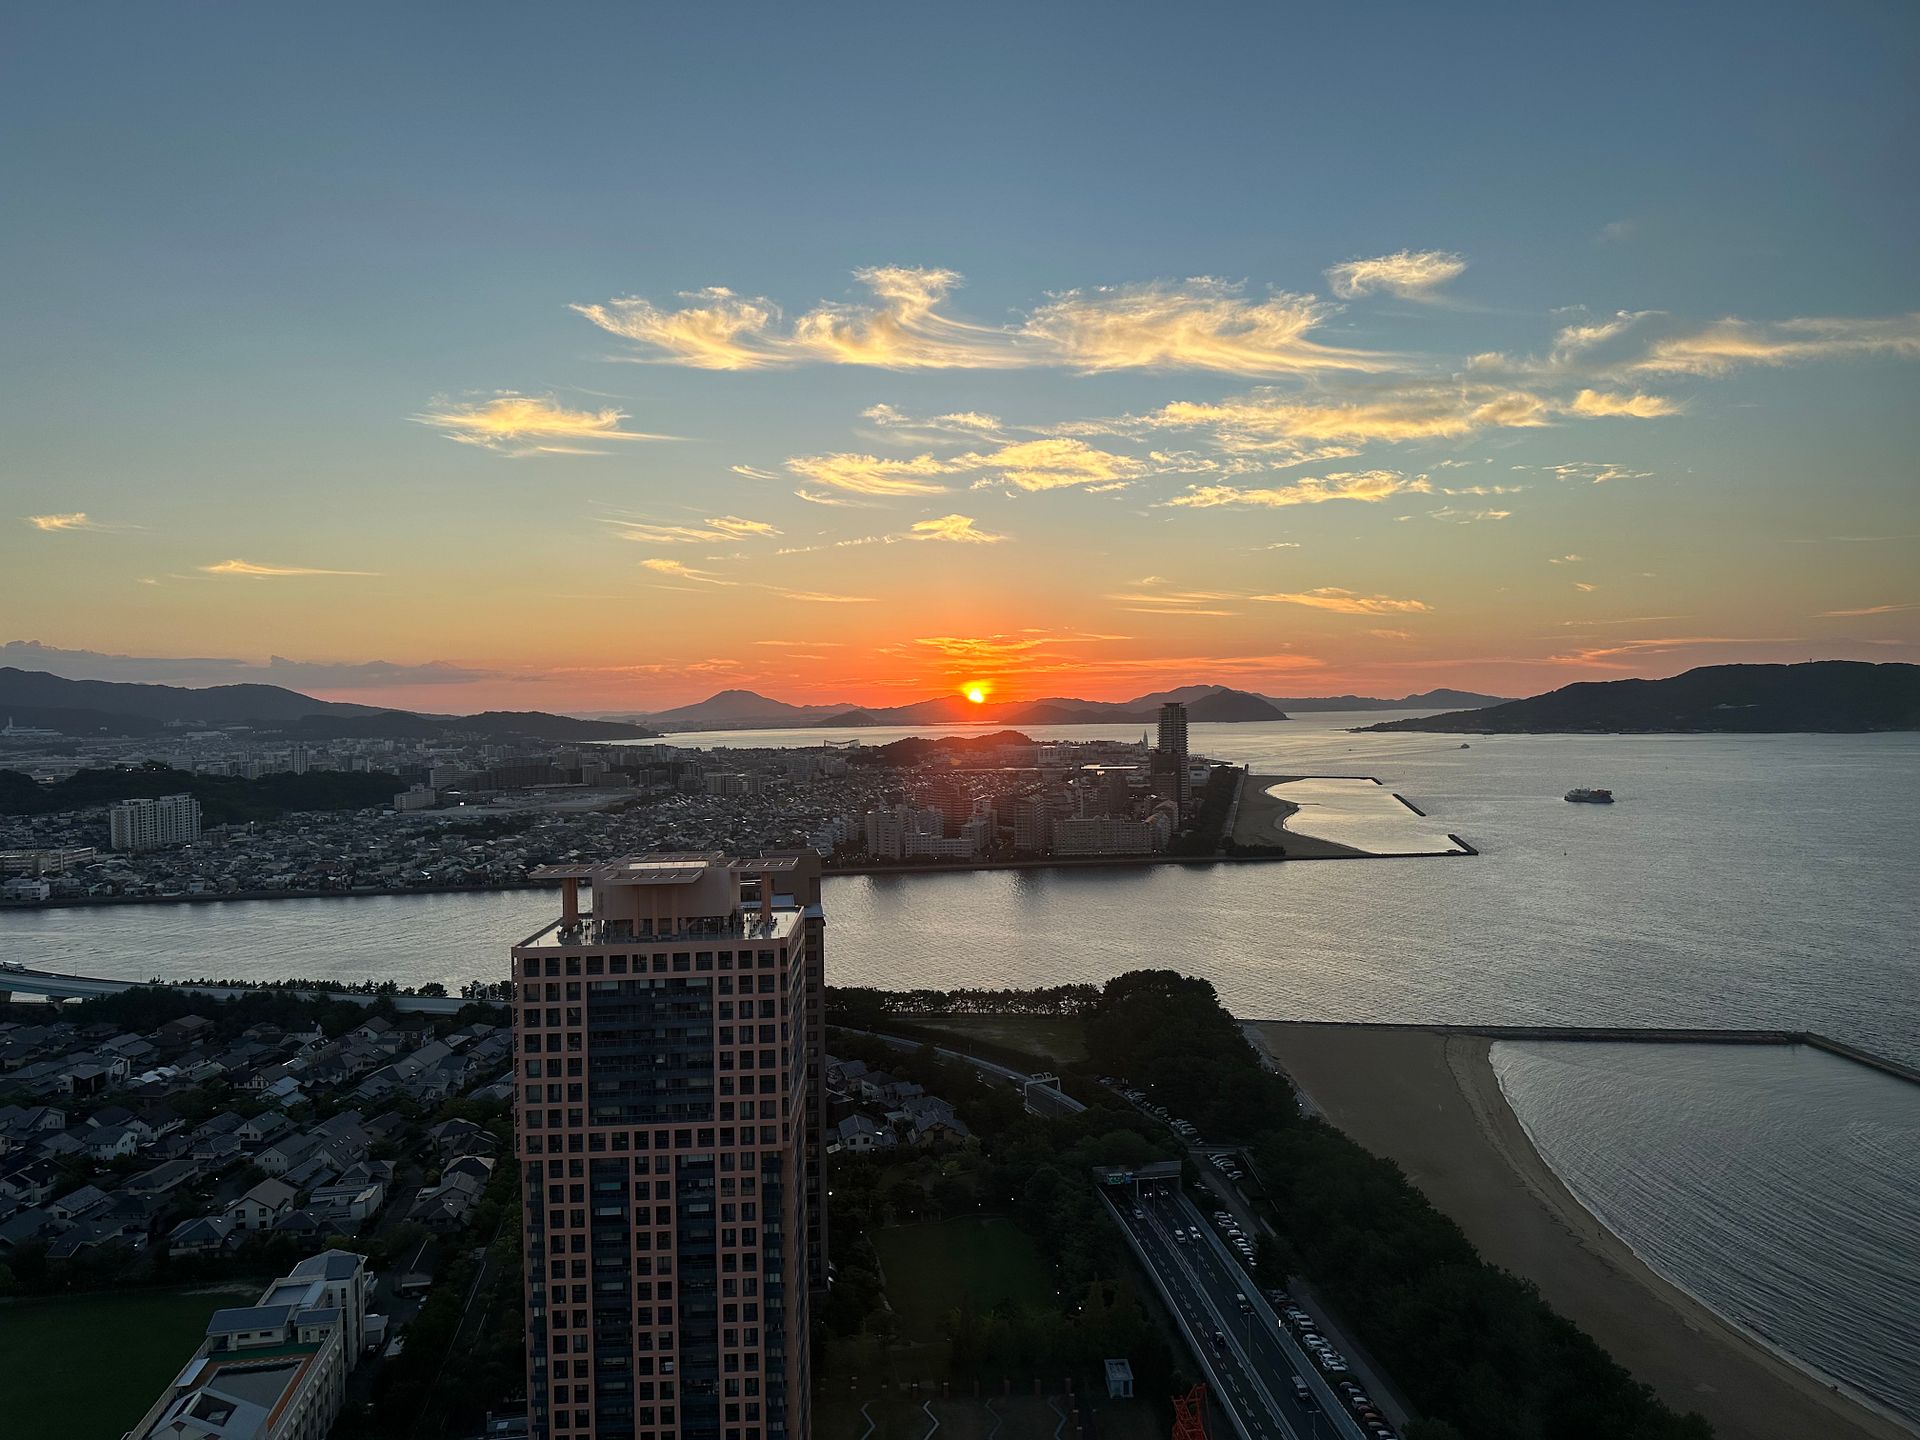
[{"left": 1361, "top": 660, "right": 1920, "bottom": 734}]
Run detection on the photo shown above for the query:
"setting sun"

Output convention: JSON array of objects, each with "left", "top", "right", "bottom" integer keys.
[{"left": 964, "top": 684, "right": 988, "bottom": 704}]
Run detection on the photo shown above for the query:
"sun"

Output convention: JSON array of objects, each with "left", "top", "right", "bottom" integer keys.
[{"left": 964, "top": 684, "right": 988, "bottom": 705}]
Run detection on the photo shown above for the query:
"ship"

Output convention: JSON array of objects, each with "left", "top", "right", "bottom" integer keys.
[{"left": 1565, "top": 787, "right": 1614, "bottom": 803}]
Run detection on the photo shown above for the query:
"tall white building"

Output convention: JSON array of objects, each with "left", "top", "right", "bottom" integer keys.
[{"left": 108, "top": 793, "right": 202, "bottom": 852}]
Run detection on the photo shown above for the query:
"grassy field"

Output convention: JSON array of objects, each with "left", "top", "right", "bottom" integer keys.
[
  {"left": 870, "top": 1216, "right": 1055, "bottom": 1343},
  {"left": 0, "top": 1285, "right": 247, "bottom": 1440},
  {"left": 905, "top": 1014, "right": 1089, "bottom": 1065}
]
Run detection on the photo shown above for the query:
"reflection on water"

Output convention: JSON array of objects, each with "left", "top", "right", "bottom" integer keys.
[
  {"left": 1494, "top": 1041, "right": 1920, "bottom": 1425},
  {"left": 1266, "top": 777, "right": 1465, "bottom": 853}
]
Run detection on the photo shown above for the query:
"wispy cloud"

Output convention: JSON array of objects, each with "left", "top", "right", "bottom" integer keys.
[
  {"left": 785, "top": 437, "right": 1145, "bottom": 496},
  {"left": 640, "top": 558, "right": 734, "bottom": 585},
  {"left": 969, "top": 438, "right": 1144, "bottom": 492},
  {"left": 1325, "top": 249, "right": 1466, "bottom": 300},
  {"left": 1546, "top": 461, "right": 1651, "bottom": 485},
  {"left": 25, "top": 512, "right": 125, "bottom": 532},
  {"left": 1550, "top": 635, "right": 1799, "bottom": 668},
  {"left": 907, "top": 514, "right": 1007, "bottom": 544},
  {"left": 1429, "top": 507, "right": 1511, "bottom": 523},
  {"left": 607, "top": 516, "right": 780, "bottom": 544},
  {"left": 1816, "top": 602, "right": 1916, "bottom": 618},
  {"left": 1163, "top": 469, "right": 1429, "bottom": 509},
  {"left": 575, "top": 268, "right": 1392, "bottom": 377},
  {"left": 413, "top": 393, "right": 676, "bottom": 454},
  {"left": 1022, "top": 278, "right": 1386, "bottom": 375},
  {"left": 1140, "top": 384, "right": 1558, "bottom": 454},
  {"left": 200, "top": 560, "right": 377, "bottom": 578},
  {"left": 1255, "top": 587, "right": 1432, "bottom": 615},
  {"left": 785, "top": 453, "right": 955, "bottom": 497},
  {"left": 1568, "top": 388, "right": 1680, "bottom": 418},
  {"left": 1632, "top": 313, "right": 1920, "bottom": 375},
  {"left": 1106, "top": 586, "right": 1241, "bottom": 617}
]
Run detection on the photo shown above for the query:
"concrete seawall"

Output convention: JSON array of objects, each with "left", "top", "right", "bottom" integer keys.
[{"left": 1242, "top": 1019, "right": 1920, "bottom": 1087}]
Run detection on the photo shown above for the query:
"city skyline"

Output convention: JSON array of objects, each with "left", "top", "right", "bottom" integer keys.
[{"left": 4, "top": 5, "right": 1917, "bottom": 713}]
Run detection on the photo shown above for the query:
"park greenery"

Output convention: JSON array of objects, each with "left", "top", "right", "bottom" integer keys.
[
  {"left": 818, "top": 1031, "right": 1182, "bottom": 1399},
  {"left": 848, "top": 972, "right": 1715, "bottom": 1440}
]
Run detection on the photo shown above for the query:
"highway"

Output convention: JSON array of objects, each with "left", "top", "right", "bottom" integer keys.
[{"left": 1108, "top": 1185, "right": 1375, "bottom": 1440}]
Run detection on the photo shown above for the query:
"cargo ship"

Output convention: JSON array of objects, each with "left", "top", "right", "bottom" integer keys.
[{"left": 1565, "top": 787, "right": 1614, "bottom": 803}]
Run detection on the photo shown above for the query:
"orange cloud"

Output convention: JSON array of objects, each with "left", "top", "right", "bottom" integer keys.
[{"left": 1255, "top": 588, "right": 1431, "bottom": 615}]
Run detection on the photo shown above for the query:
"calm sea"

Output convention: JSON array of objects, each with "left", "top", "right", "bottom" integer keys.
[
  {"left": 3, "top": 713, "right": 1916, "bottom": 1416},
  {"left": 1494, "top": 1040, "right": 1920, "bottom": 1426}
]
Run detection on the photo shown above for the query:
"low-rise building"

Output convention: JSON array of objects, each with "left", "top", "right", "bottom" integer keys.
[{"left": 124, "top": 1249, "right": 371, "bottom": 1440}]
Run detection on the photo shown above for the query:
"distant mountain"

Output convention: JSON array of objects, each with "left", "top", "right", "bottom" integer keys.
[
  {"left": 1360, "top": 662, "right": 1920, "bottom": 734},
  {"left": 1264, "top": 688, "right": 1512, "bottom": 712},
  {"left": 636, "top": 689, "right": 857, "bottom": 729},
  {"left": 0, "top": 666, "right": 382, "bottom": 726},
  {"left": 0, "top": 667, "right": 658, "bottom": 743},
  {"left": 805, "top": 685, "right": 1288, "bottom": 728}
]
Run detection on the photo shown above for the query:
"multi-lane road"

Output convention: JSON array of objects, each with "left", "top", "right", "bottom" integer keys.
[{"left": 1106, "top": 1184, "right": 1375, "bottom": 1440}]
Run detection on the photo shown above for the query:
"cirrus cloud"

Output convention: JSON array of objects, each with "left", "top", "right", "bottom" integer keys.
[
  {"left": 200, "top": 560, "right": 377, "bottom": 578},
  {"left": 1326, "top": 250, "right": 1467, "bottom": 299},
  {"left": 574, "top": 267, "right": 1393, "bottom": 378},
  {"left": 907, "top": 514, "right": 1007, "bottom": 544},
  {"left": 412, "top": 393, "right": 676, "bottom": 454},
  {"left": 1162, "top": 470, "right": 1430, "bottom": 509},
  {"left": 1255, "top": 587, "right": 1432, "bottom": 615}
]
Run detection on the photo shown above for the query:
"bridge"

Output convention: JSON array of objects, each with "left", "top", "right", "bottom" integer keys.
[{"left": 0, "top": 963, "right": 498, "bottom": 1015}]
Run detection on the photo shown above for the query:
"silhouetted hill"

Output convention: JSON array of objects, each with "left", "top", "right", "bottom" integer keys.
[
  {"left": 0, "top": 666, "right": 380, "bottom": 726},
  {"left": 1265, "top": 688, "right": 1511, "bottom": 712},
  {"left": 0, "top": 667, "right": 658, "bottom": 742},
  {"left": 1360, "top": 662, "right": 1920, "bottom": 733},
  {"left": 805, "top": 685, "right": 1287, "bottom": 728}
]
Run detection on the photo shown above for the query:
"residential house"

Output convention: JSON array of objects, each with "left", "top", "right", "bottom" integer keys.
[
  {"left": 227, "top": 1177, "right": 299, "bottom": 1232},
  {"left": 237, "top": 1111, "right": 293, "bottom": 1147},
  {"left": 167, "top": 1212, "right": 238, "bottom": 1255}
]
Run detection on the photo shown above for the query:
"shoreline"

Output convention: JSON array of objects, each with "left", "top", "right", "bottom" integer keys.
[
  {"left": 1245, "top": 1021, "right": 1916, "bottom": 1440},
  {"left": 1477, "top": 1046, "right": 1920, "bottom": 1438},
  {"left": 0, "top": 840, "right": 1481, "bottom": 914}
]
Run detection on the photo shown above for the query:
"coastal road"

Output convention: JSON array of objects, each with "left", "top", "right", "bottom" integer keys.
[{"left": 1108, "top": 1186, "right": 1374, "bottom": 1440}]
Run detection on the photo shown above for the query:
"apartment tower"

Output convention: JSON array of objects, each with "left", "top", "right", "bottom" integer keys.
[
  {"left": 1156, "top": 701, "right": 1190, "bottom": 809},
  {"left": 511, "top": 851, "right": 827, "bottom": 1440}
]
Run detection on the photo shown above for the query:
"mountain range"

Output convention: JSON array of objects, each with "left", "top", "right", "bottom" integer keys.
[
  {"left": 612, "top": 684, "right": 1511, "bottom": 731},
  {"left": 1360, "top": 662, "right": 1920, "bottom": 734},
  {"left": 0, "top": 668, "right": 660, "bottom": 743}
]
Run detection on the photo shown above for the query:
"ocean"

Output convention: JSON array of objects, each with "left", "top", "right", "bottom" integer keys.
[{"left": 3, "top": 714, "right": 1917, "bottom": 1419}]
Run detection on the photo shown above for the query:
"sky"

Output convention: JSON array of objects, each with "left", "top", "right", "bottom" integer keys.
[{"left": 2, "top": 2, "right": 1916, "bottom": 713}]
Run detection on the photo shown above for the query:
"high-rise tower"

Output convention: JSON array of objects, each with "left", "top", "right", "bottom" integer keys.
[
  {"left": 511, "top": 851, "right": 826, "bottom": 1440},
  {"left": 1156, "top": 701, "right": 1190, "bottom": 808}
]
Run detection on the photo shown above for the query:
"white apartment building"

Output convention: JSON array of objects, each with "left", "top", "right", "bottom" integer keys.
[
  {"left": 108, "top": 793, "right": 202, "bottom": 852},
  {"left": 123, "top": 1249, "right": 371, "bottom": 1440}
]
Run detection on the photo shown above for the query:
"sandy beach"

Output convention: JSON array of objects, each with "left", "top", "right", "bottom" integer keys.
[
  {"left": 1230, "top": 775, "right": 1370, "bottom": 858},
  {"left": 1245, "top": 1021, "right": 1914, "bottom": 1440}
]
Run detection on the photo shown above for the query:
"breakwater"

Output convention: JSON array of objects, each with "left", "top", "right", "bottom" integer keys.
[{"left": 1245, "top": 1019, "right": 1920, "bottom": 1087}]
